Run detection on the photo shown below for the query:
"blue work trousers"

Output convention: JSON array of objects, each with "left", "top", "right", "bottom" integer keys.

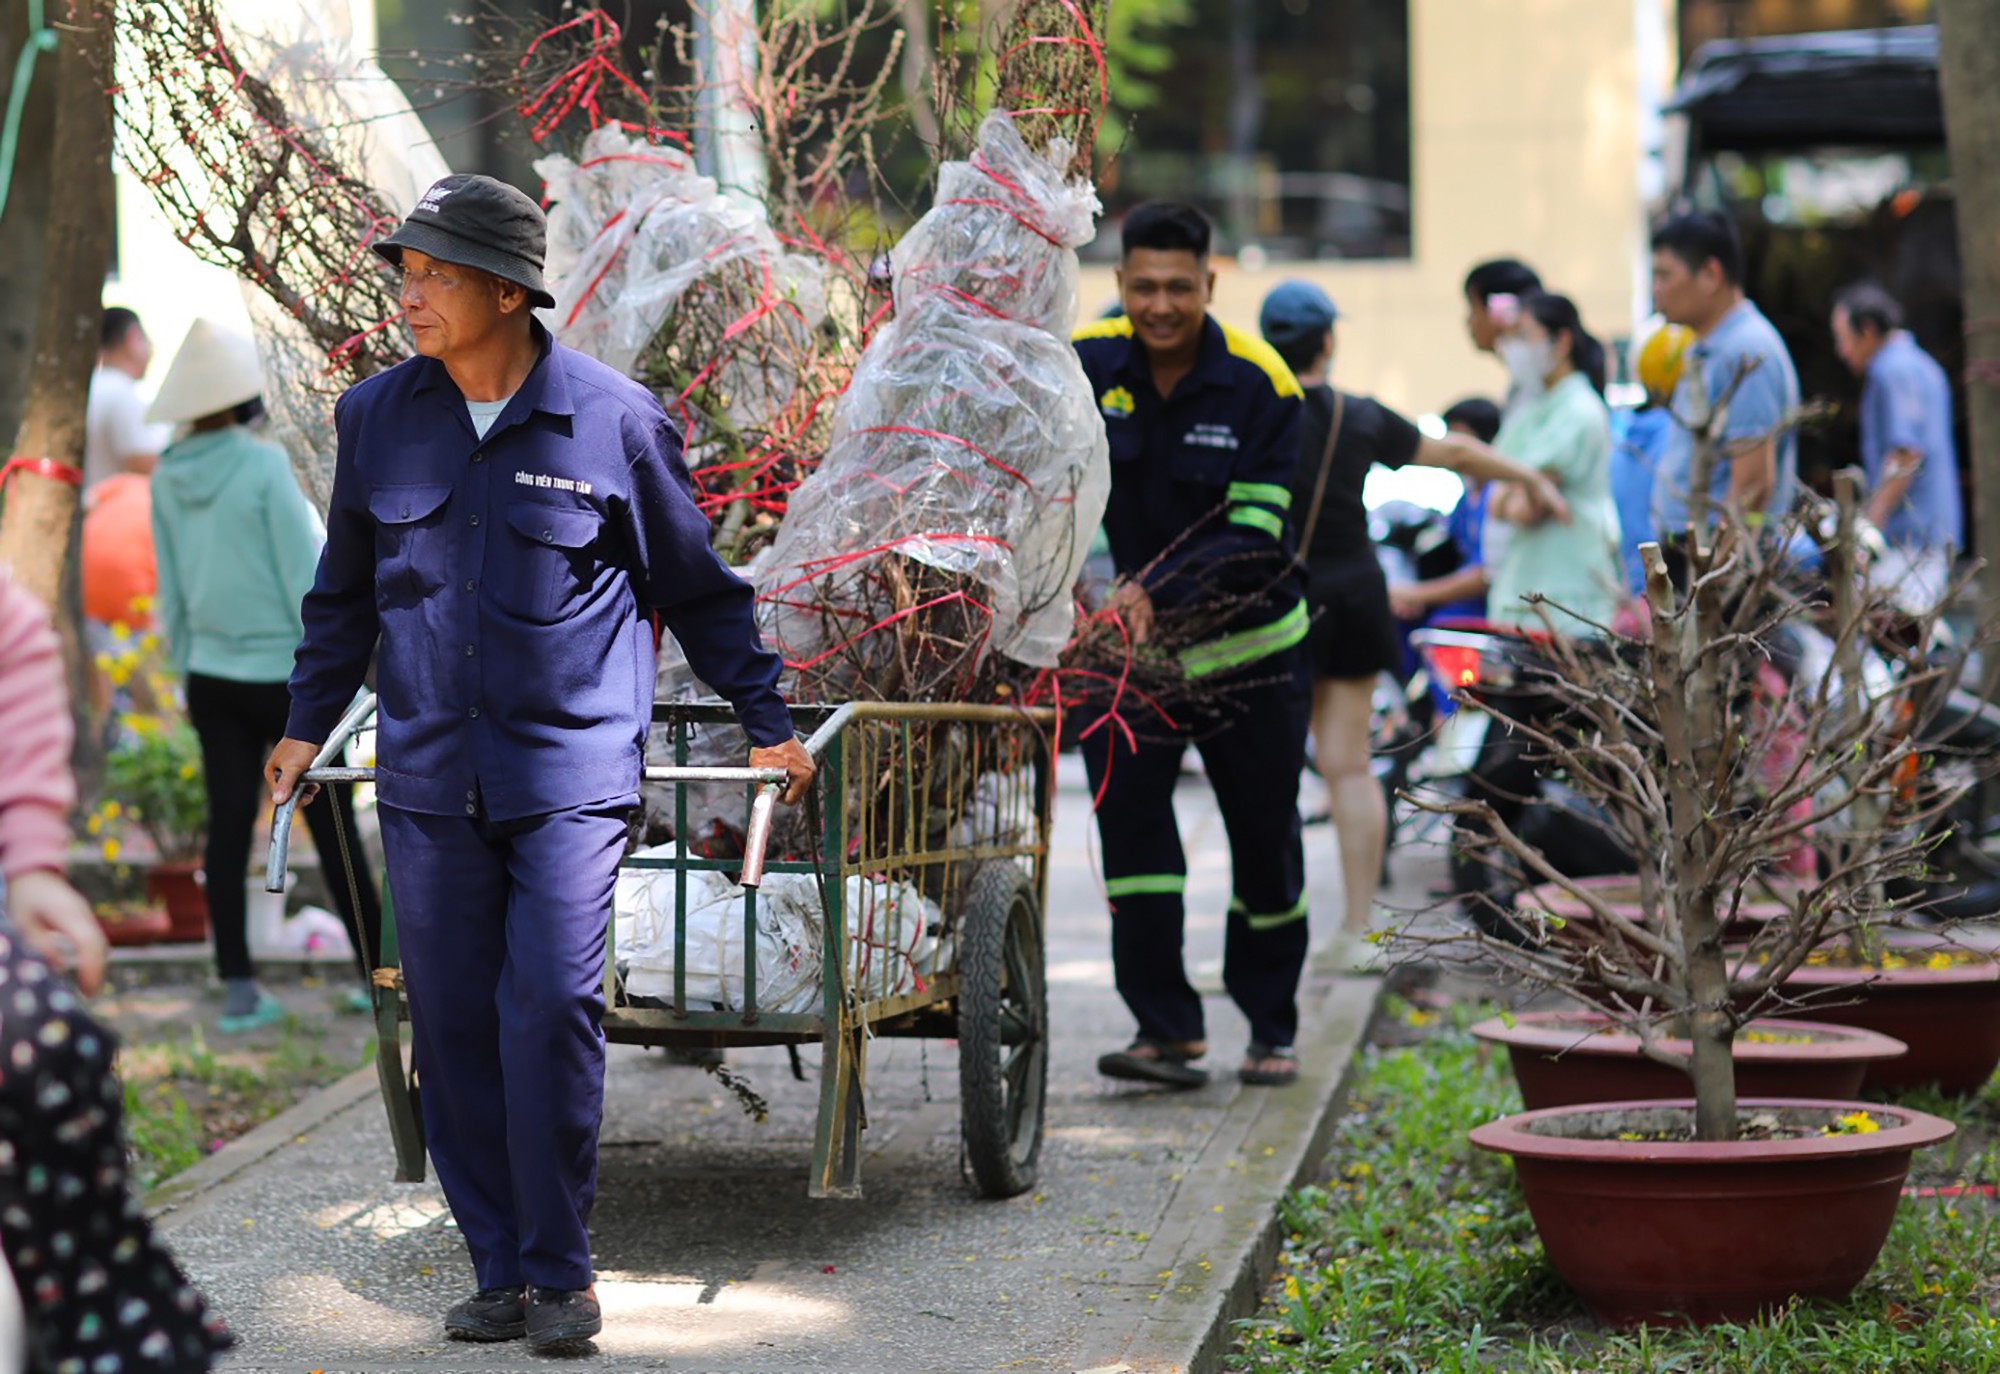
[
  {"left": 378, "top": 798, "right": 631, "bottom": 1292},
  {"left": 1081, "top": 655, "right": 1312, "bottom": 1051}
]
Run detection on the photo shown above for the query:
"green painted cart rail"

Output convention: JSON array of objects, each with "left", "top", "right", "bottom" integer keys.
[{"left": 268, "top": 697, "right": 1056, "bottom": 1200}]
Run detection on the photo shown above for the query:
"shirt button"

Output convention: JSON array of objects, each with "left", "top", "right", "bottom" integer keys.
[
  {"left": 465, "top": 803, "right": 477, "bottom": 816},
  {"left": 464, "top": 579, "right": 476, "bottom": 592},
  {"left": 542, "top": 529, "right": 554, "bottom": 543},
  {"left": 464, "top": 644, "right": 476, "bottom": 657},
  {"left": 467, "top": 706, "right": 480, "bottom": 719},
  {"left": 469, "top": 514, "right": 481, "bottom": 527},
  {"left": 466, "top": 789, "right": 476, "bottom": 801},
  {"left": 471, "top": 452, "right": 485, "bottom": 463},
  {"left": 400, "top": 506, "right": 411, "bottom": 519}
]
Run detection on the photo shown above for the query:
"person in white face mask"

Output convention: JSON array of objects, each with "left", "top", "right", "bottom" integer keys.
[{"left": 1483, "top": 291, "right": 1624, "bottom": 635}]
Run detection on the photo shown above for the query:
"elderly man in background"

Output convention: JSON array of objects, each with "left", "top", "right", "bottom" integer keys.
[{"left": 1832, "top": 282, "right": 1963, "bottom": 611}]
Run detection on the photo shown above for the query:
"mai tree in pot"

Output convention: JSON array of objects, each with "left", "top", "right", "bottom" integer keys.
[{"left": 1402, "top": 437, "right": 1968, "bottom": 1324}]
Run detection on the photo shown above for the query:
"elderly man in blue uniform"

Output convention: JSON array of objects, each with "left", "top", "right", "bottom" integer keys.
[
  {"left": 1073, "top": 201, "right": 1311, "bottom": 1090},
  {"left": 1832, "top": 282, "right": 1963, "bottom": 611},
  {"left": 265, "top": 174, "right": 814, "bottom": 1354},
  {"left": 1648, "top": 211, "right": 1800, "bottom": 544}
]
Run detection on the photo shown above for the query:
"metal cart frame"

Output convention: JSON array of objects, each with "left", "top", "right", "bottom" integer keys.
[{"left": 269, "top": 697, "right": 1055, "bottom": 1201}]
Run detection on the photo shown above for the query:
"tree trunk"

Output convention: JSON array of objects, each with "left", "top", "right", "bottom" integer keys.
[
  {"left": 0, "top": 0, "right": 112, "bottom": 610},
  {"left": 1937, "top": 0, "right": 2000, "bottom": 666},
  {"left": 1643, "top": 543, "right": 1737, "bottom": 1142},
  {"left": 0, "top": 0, "right": 59, "bottom": 445}
]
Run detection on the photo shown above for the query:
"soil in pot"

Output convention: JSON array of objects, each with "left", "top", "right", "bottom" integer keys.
[
  {"left": 1470, "top": 1097, "right": 1955, "bottom": 1328},
  {"left": 1470, "top": 1012, "right": 1907, "bottom": 1111}
]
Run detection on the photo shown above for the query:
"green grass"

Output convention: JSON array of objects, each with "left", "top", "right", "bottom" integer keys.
[
  {"left": 1228, "top": 999, "right": 2000, "bottom": 1374},
  {"left": 120, "top": 1019, "right": 375, "bottom": 1192}
]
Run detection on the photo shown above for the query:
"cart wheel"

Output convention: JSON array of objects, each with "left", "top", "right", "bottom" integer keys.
[{"left": 957, "top": 861, "right": 1047, "bottom": 1199}]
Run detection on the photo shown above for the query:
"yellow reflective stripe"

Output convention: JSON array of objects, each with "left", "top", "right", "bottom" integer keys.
[
  {"left": 1180, "top": 600, "right": 1310, "bottom": 679},
  {"left": 1073, "top": 316, "right": 1135, "bottom": 342},
  {"left": 1106, "top": 874, "right": 1186, "bottom": 898},
  {"left": 1228, "top": 506, "right": 1285, "bottom": 540},
  {"left": 1220, "top": 321, "right": 1304, "bottom": 398},
  {"left": 1227, "top": 482, "right": 1292, "bottom": 510},
  {"left": 1234, "top": 895, "right": 1310, "bottom": 931}
]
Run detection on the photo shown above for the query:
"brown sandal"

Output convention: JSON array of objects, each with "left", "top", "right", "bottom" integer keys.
[
  {"left": 1239, "top": 1043, "right": 1299, "bottom": 1087},
  {"left": 1097, "top": 1039, "right": 1209, "bottom": 1088}
]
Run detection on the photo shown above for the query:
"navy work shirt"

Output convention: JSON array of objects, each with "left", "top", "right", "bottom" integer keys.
[
  {"left": 286, "top": 321, "right": 794, "bottom": 821},
  {"left": 1072, "top": 314, "right": 1306, "bottom": 678}
]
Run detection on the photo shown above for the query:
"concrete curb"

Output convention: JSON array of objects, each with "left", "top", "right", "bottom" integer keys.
[
  {"left": 1071, "top": 959, "right": 1390, "bottom": 1374},
  {"left": 149, "top": 1064, "right": 381, "bottom": 1218}
]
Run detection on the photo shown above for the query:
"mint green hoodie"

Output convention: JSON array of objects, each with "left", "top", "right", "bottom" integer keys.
[{"left": 150, "top": 426, "right": 325, "bottom": 683}]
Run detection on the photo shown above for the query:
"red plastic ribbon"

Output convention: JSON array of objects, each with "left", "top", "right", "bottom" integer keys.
[{"left": 0, "top": 456, "right": 84, "bottom": 491}]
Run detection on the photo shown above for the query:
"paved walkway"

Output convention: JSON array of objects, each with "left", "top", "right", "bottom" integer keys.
[{"left": 156, "top": 755, "right": 1399, "bottom": 1373}]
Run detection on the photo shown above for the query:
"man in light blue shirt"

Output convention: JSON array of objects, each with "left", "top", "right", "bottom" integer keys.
[
  {"left": 1648, "top": 212, "right": 1800, "bottom": 538},
  {"left": 1833, "top": 282, "right": 1962, "bottom": 608}
]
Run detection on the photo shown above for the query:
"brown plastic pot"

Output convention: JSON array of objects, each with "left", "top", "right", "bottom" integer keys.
[
  {"left": 1470, "top": 1012, "right": 1908, "bottom": 1111},
  {"left": 1765, "top": 948, "right": 2000, "bottom": 1095},
  {"left": 1523, "top": 875, "right": 1799, "bottom": 943},
  {"left": 1470, "top": 1097, "right": 1954, "bottom": 1328},
  {"left": 144, "top": 860, "right": 209, "bottom": 944}
]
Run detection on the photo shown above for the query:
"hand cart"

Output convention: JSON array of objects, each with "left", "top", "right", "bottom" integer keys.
[{"left": 267, "top": 697, "right": 1055, "bottom": 1200}]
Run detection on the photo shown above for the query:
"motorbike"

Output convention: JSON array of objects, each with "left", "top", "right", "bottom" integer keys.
[{"left": 1412, "top": 605, "right": 2000, "bottom": 929}]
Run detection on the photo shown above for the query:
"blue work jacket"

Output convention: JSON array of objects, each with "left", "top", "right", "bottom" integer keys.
[
  {"left": 285, "top": 322, "right": 793, "bottom": 821},
  {"left": 1072, "top": 314, "right": 1306, "bottom": 678}
]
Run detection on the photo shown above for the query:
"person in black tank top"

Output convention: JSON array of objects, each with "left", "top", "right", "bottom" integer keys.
[{"left": 1258, "top": 282, "right": 1568, "bottom": 960}]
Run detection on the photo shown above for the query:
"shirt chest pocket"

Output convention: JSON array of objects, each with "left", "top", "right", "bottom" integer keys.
[
  {"left": 494, "top": 501, "right": 604, "bottom": 625},
  {"left": 1169, "top": 435, "right": 1236, "bottom": 492},
  {"left": 368, "top": 484, "right": 453, "bottom": 608}
]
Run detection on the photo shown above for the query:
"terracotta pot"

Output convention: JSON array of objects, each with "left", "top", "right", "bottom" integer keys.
[
  {"left": 1470, "top": 1097, "right": 1954, "bottom": 1327},
  {"left": 95, "top": 905, "right": 172, "bottom": 948},
  {"left": 1764, "top": 946, "right": 2000, "bottom": 1095},
  {"left": 144, "top": 861, "right": 209, "bottom": 943},
  {"left": 1523, "top": 875, "right": 1799, "bottom": 943},
  {"left": 1471, "top": 1012, "right": 1908, "bottom": 1111}
]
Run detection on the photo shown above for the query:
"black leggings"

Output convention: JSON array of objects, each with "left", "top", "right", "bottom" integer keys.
[{"left": 184, "top": 674, "right": 381, "bottom": 985}]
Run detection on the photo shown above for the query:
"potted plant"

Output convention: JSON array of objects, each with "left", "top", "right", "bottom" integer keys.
[
  {"left": 1404, "top": 437, "right": 1961, "bottom": 1325},
  {"left": 99, "top": 712, "right": 209, "bottom": 943}
]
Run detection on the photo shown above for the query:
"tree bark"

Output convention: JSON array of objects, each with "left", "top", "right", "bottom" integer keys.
[
  {"left": 1937, "top": 0, "right": 2000, "bottom": 666},
  {"left": 0, "top": 0, "right": 112, "bottom": 611},
  {"left": 0, "top": 0, "right": 59, "bottom": 444}
]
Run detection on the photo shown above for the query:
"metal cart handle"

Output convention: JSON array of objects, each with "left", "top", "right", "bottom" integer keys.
[{"left": 266, "top": 701, "right": 855, "bottom": 893}]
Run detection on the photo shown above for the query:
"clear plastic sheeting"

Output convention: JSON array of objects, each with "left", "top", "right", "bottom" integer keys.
[
  {"left": 534, "top": 125, "right": 828, "bottom": 423},
  {"left": 201, "top": 3, "right": 448, "bottom": 507},
  {"left": 614, "top": 859, "right": 948, "bottom": 1014},
  {"left": 755, "top": 112, "right": 1109, "bottom": 677}
]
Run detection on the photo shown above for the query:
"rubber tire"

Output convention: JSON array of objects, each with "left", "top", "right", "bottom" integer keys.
[{"left": 957, "top": 862, "right": 1048, "bottom": 1199}]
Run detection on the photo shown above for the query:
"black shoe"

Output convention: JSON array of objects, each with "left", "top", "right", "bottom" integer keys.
[
  {"left": 444, "top": 1285, "right": 527, "bottom": 1342},
  {"left": 527, "top": 1284, "right": 602, "bottom": 1354}
]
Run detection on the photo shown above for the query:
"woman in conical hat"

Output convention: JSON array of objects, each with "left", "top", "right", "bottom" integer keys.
[{"left": 146, "top": 319, "right": 382, "bottom": 1029}]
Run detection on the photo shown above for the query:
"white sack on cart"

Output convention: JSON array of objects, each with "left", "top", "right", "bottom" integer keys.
[{"left": 615, "top": 852, "right": 948, "bottom": 1013}]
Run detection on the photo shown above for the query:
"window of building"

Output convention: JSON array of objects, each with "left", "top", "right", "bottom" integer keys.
[{"left": 1095, "top": 0, "right": 1411, "bottom": 261}]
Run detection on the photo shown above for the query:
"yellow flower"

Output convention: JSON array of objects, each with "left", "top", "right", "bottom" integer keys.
[
  {"left": 93, "top": 652, "right": 114, "bottom": 673},
  {"left": 107, "top": 663, "right": 133, "bottom": 687},
  {"left": 138, "top": 633, "right": 160, "bottom": 655},
  {"left": 101, "top": 801, "right": 122, "bottom": 820},
  {"left": 129, "top": 595, "right": 154, "bottom": 614},
  {"left": 86, "top": 814, "right": 103, "bottom": 835},
  {"left": 1282, "top": 1274, "right": 1301, "bottom": 1302},
  {"left": 179, "top": 763, "right": 199, "bottom": 781},
  {"left": 1825, "top": 1110, "right": 1881, "bottom": 1136},
  {"left": 101, "top": 838, "right": 122, "bottom": 863},
  {"left": 1928, "top": 952, "right": 1956, "bottom": 972}
]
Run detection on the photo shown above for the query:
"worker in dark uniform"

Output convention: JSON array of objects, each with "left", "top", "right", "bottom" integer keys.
[
  {"left": 265, "top": 175, "right": 814, "bottom": 1355},
  {"left": 1073, "top": 202, "right": 1311, "bottom": 1090}
]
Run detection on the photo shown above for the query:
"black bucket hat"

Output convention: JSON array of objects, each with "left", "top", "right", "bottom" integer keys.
[{"left": 374, "top": 174, "right": 555, "bottom": 310}]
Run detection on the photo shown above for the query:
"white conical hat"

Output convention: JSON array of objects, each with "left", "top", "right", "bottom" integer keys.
[{"left": 146, "top": 319, "right": 265, "bottom": 424}]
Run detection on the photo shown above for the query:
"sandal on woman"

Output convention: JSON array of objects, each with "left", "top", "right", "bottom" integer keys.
[
  {"left": 1097, "top": 1039, "right": 1209, "bottom": 1088},
  {"left": 1239, "top": 1043, "right": 1299, "bottom": 1087}
]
